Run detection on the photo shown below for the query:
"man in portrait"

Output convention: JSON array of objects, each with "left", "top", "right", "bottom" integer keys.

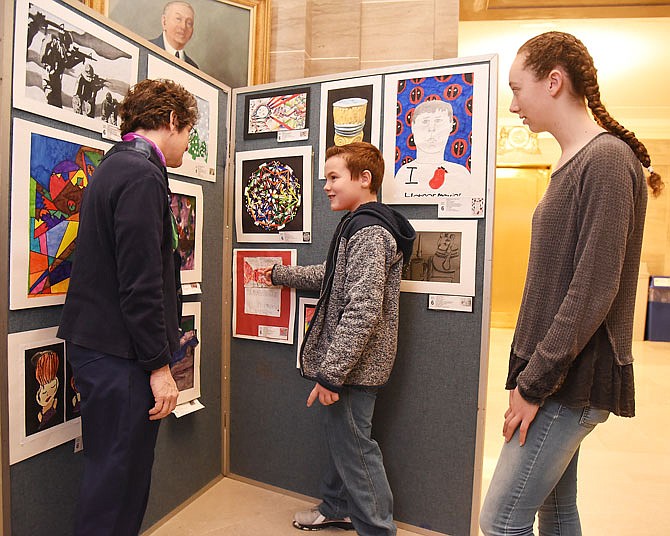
[
  {"left": 395, "top": 100, "right": 470, "bottom": 192},
  {"left": 150, "top": 1, "right": 199, "bottom": 68}
]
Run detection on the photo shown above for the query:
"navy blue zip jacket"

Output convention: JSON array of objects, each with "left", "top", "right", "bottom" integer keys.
[{"left": 58, "top": 138, "right": 181, "bottom": 371}]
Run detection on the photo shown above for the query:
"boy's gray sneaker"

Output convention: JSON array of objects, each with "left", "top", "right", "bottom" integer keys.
[{"left": 292, "top": 508, "right": 354, "bottom": 531}]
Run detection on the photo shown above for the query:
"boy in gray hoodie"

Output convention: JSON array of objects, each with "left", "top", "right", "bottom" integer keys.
[{"left": 267, "top": 142, "right": 415, "bottom": 535}]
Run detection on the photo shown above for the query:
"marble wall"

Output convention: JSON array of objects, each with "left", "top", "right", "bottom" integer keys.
[{"left": 269, "top": 0, "right": 459, "bottom": 81}]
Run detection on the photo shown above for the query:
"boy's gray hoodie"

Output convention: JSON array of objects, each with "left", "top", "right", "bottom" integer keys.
[{"left": 272, "top": 202, "right": 415, "bottom": 391}]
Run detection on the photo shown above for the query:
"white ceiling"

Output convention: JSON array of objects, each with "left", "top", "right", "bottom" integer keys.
[{"left": 458, "top": 18, "right": 670, "bottom": 140}]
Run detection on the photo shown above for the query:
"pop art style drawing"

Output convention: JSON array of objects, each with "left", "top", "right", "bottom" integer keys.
[
  {"left": 243, "top": 88, "right": 310, "bottom": 139},
  {"left": 168, "top": 179, "right": 204, "bottom": 285},
  {"left": 235, "top": 146, "right": 312, "bottom": 243},
  {"left": 147, "top": 55, "right": 219, "bottom": 181},
  {"left": 232, "top": 249, "right": 297, "bottom": 344},
  {"left": 13, "top": 0, "right": 139, "bottom": 134},
  {"left": 401, "top": 219, "right": 478, "bottom": 296},
  {"left": 317, "top": 76, "right": 382, "bottom": 181},
  {"left": 382, "top": 63, "right": 491, "bottom": 216},
  {"left": 170, "top": 301, "right": 201, "bottom": 405},
  {"left": 8, "top": 327, "right": 81, "bottom": 465},
  {"left": 10, "top": 119, "right": 111, "bottom": 310}
]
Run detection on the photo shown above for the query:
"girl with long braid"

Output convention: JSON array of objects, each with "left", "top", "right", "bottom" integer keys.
[{"left": 480, "top": 32, "right": 663, "bottom": 536}]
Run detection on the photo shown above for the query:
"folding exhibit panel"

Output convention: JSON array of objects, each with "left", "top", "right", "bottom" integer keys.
[
  {"left": 1, "top": 1, "right": 229, "bottom": 534},
  {"left": 229, "top": 56, "right": 498, "bottom": 536}
]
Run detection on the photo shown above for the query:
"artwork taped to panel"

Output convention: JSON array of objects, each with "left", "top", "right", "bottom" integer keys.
[
  {"left": 317, "top": 76, "right": 382, "bottom": 181},
  {"left": 382, "top": 63, "right": 491, "bottom": 216},
  {"left": 401, "top": 219, "right": 478, "bottom": 296},
  {"left": 235, "top": 146, "right": 312, "bottom": 243},
  {"left": 8, "top": 327, "right": 81, "bottom": 465},
  {"left": 170, "top": 301, "right": 201, "bottom": 405},
  {"left": 232, "top": 249, "right": 297, "bottom": 344},
  {"left": 13, "top": 0, "right": 139, "bottom": 134},
  {"left": 244, "top": 88, "right": 310, "bottom": 139},
  {"left": 147, "top": 55, "right": 219, "bottom": 181},
  {"left": 10, "top": 119, "right": 112, "bottom": 310},
  {"left": 168, "top": 179, "right": 204, "bottom": 285},
  {"left": 296, "top": 297, "right": 318, "bottom": 368}
]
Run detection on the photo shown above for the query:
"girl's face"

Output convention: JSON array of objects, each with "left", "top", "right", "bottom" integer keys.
[
  {"left": 36, "top": 378, "right": 59, "bottom": 409},
  {"left": 508, "top": 53, "right": 550, "bottom": 133}
]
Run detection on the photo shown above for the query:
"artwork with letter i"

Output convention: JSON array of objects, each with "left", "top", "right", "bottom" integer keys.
[
  {"left": 382, "top": 63, "right": 491, "bottom": 216},
  {"left": 10, "top": 119, "right": 111, "bottom": 309}
]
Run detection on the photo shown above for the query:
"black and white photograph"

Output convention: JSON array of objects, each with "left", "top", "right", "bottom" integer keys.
[{"left": 13, "top": 0, "right": 139, "bottom": 133}]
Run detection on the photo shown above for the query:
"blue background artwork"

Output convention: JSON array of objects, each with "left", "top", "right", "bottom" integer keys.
[
  {"left": 394, "top": 73, "right": 474, "bottom": 175},
  {"left": 28, "top": 132, "right": 103, "bottom": 297}
]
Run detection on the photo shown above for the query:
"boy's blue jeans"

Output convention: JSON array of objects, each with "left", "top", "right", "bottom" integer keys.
[
  {"left": 480, "top": 399, "right": 609, "bottom": 536},
  {"left": 318, "top": 386, "right": 397, "bottom": 536}
]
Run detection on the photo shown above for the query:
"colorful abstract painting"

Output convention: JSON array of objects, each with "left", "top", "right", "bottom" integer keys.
[
  {"left": 235, "top": 147, "right": 312, "bottom": 243},
  {"left": 168, "top": 179, "right": 203, "bottom": 284},
  {"left": 10, "top": 119, "right": 111, "bottom": 309},
  {"left": 244, "top": 88, "right": 310, "bottom": 139}
]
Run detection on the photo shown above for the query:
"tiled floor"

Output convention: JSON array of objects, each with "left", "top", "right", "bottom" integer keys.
[{"left": 146, "top": 329, "right": 670, "bottom": 535}]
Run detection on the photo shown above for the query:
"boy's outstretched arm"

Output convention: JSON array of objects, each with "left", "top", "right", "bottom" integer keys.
[{"left": 306, "top": 383, "right": 340, "bottom": 407}]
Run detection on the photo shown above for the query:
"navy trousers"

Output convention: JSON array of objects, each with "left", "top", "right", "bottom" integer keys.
[{"left": 67, "top": 343, "right": 160, "bottom": 536}]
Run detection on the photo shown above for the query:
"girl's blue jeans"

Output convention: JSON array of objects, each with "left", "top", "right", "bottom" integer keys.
[{"left": 480, "top": 399, "right": 609, "bottom": 536}]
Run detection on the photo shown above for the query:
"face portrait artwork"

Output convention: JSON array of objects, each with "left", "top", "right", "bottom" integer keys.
[
  {"left": 395, "top": 75, "right": 473, "bottom": 194},
  {"left": 24, "top": 344, "right": 66, "bottom": 436},
  {"left": 162, "top": 2, "right": 195, "bottom": 51},
  {"left": 381, "top": 67, "right": 490, "bottom": 215}
]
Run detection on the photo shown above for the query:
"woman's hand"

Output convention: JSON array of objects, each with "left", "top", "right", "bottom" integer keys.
[{"left": 503, "top": 387, "right": 539, "bottom": 446}]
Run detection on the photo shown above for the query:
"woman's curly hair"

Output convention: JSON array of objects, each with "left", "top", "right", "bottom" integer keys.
[{"left": 119, "top": 78, "right": 198, "bottom": 136}]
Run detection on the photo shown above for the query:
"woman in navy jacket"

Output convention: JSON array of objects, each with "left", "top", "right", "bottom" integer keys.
[{"left": 58, "top": 79, "right": 198, "bottom": 536}]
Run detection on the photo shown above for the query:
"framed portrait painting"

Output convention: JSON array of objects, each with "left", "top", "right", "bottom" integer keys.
[
  {"left": 232, "top": 248, "right": 297, "bottom": 344},
  {"left": 401, "top": 219, "right": 478, "bottom": 296},
  {"left": 13, "top": 0, "right": 139, "bottom": 134},
  {"left": 147, "top": 55, "right": 219, "bottom": 181},
  {"left": 8, "top": 327, "right": 81, "bottom": 465},
  {"left": 9, "top": 118, "right": 112, "bottom": 310},
  {"left": 105, "top": 0, "right": 271, "bottom": 87},
  {"left": 235, "top": 146, "right": 313, "bottom": 243},
  {"left": 381, "top": 63, "right": 491, "bottom": 217}
]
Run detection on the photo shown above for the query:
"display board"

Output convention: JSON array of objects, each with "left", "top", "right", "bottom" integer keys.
[
  {"left": 2, "top": 1, "right": 228, "bottom": 534},
  {"left": 229, "top": 56, "right": 497, "bottom": 536}
]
